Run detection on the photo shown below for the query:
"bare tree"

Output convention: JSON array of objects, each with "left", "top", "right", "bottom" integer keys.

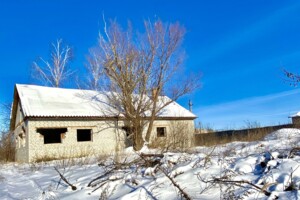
[
  {"left": 32, "top": 39, "right": 74, "bottom": 87},
  {"left": 86, "top": 19, "right": 199, "bottom": 151},
  {"left": 283, "top": 69, "right": 300, "bottom": 86},
  {"left": 0, "top": 103, "right": 11, "bottom": 131},
  {"left": 85, "top": 48, "right": 104, "bottom": 90},
  {"left": 0, "top": 103, "right": 15, "bottom": 162}
]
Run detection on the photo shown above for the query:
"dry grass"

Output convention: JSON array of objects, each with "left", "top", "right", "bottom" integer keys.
[{"left": 33, "top": 146, "right": 97, "bottom": 166}]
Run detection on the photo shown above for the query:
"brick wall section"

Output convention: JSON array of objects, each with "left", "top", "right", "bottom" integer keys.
[
  {"left": 14, "top": 103, "right": 28, "bottom": 162},
  {"left": 292, "top": 117, "right": 300, "bottom": 125},
  {"left": 26, "top": 119, "right": 124, "bottom": 162},
  {"left": 149, "top": 120, "right": 195, "bottom": 148},
  {"left": 14, "top": 118, "right": 195, "bottom": 162},
  {"left": 14, "top": 121, "right": 28, "bottom": 162}
]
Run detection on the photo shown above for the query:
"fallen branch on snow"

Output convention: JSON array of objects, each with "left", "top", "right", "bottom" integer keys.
[
  {"left": 54, "top": 167, "right": 77, "bottom": 191},
  {"left": 204, "top": 177, "right": 272, "bottom": 197},
  {"left": 158, "top": 166, "right": 192, "bottom": 200}
]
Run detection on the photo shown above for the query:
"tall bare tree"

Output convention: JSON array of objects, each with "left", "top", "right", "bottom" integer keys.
[
  {"left": 85, "top": 48, "right": 104, "bottom": 90},
  {"left": 86, "top": 19, "right": 199, "bottom": 150},
  {"left": 32, "top": 39, "right": 73, "bottom": 87}
]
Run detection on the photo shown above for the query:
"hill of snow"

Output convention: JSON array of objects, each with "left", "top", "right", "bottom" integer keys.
[{"left": 1, "top": 128, "right": 300, "bottom": 199}]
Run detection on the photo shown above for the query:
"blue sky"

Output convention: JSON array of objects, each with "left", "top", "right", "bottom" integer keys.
[{"left": 1, "top": 0, "right": 300, "bottom": 130}]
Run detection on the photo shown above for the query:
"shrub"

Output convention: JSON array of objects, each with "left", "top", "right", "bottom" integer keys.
[{"left": 0, "top": 131, "right": 15, "bottom": 162}]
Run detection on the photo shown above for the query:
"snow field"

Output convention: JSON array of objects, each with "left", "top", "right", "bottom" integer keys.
[{"left": 1, "top": 128, "right": 300, "bottom": 199}]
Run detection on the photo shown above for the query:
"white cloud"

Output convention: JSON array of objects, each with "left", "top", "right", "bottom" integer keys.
[{"left": 195, "top": 89, "right": 300, "bottom": 130}]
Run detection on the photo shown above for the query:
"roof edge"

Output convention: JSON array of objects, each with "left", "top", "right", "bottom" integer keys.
[
  {"left": 25, "top": 116, "right": 197, "bottom": 121},
  {"left": 10, "top": 85, "right": 19, "bottom": 131}
]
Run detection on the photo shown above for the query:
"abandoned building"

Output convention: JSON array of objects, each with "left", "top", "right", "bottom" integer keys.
[
  {"left": 290, "top": 112, "right": 300, "bottom": 125},
  {"left": 10, "top": 84, "right": 196, "bottom": 162}
]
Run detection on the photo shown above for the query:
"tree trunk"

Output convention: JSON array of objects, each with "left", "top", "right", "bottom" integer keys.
[
  {"left": 131, "top": 121, "right": 144, "bottom": 151},
  {"left": 145, "top": 117, "right": 155, "bottom": 143},
  {"left": 133, "top": 130, "right": 144, "bottom": 151},
  {"left": 145, "top": 93, "right": 159, "bottom": 143}
]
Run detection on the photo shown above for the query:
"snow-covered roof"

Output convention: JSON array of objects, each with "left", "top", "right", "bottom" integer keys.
[
  {"left": 290, "top": 112, "right": 300, "bottom": 118},
  {"left": 15, "top": 84, "right": 196, "bottom": 119}
]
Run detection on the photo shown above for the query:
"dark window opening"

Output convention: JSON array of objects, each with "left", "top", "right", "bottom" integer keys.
[
  {"left": 122, "top": 126, "right": 135, "bottom": 138},
  {"left": 37, "top": 128, "right": 67, "bottom": 144},
  {"left": 122, "top": 126, "right": 134, "bottom": 147},
  {"left": 77, "top": 129, "right": 92, "bottom": 142},
  {"left": 157, "top": 127, "right": 166, "bottom": 137}
]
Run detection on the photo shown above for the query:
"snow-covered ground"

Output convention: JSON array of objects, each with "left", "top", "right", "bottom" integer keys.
[{"left": 1, "top": 128, "right": 300, "bottom": 199}]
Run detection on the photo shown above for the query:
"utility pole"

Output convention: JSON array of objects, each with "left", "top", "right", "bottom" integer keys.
[{"left": 188, "top": 100, "right": 193, "bottom": 112}]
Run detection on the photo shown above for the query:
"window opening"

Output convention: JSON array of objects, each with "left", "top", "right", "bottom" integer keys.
[
  {"left": 157, "top": 127, "right": 166, "bottom": 137},
  {"left": 37, "top": 128, "right": 67, "bottom": 144},
  {"left": 77, "top": 129, "right": 92, "bottom": 142}
]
